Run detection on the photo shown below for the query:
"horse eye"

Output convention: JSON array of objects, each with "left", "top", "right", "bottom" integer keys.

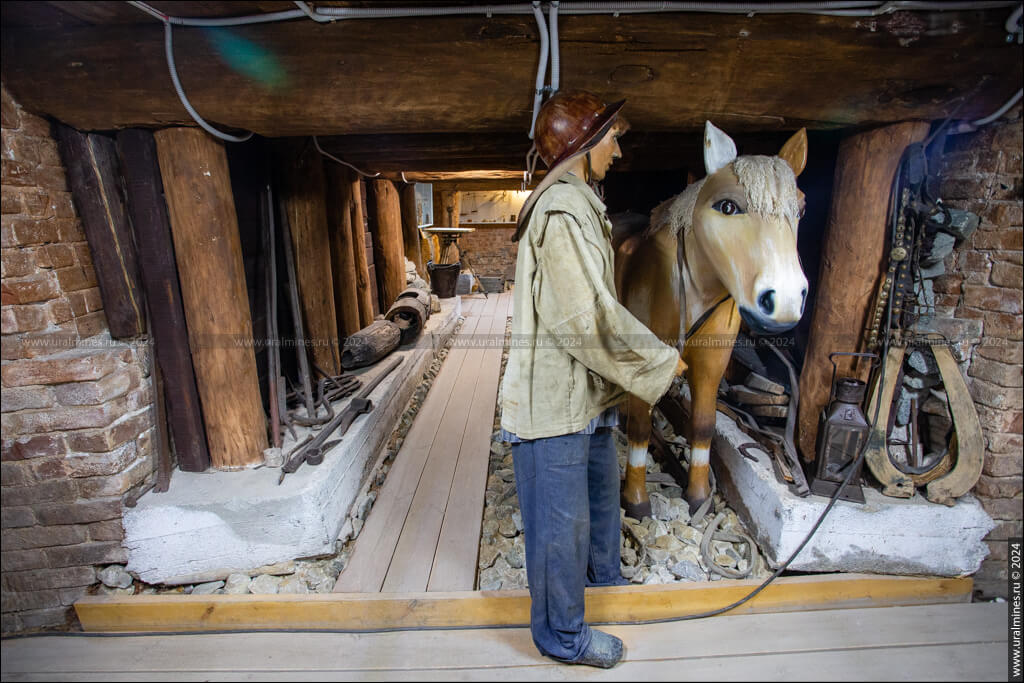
[{"left": 714, "top": 199, "right": 742, "bottom": 216}]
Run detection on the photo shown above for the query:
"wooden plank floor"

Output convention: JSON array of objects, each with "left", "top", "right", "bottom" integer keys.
[
  {"left": 2, "top": 602, "right": 1008, "bottom": 681},
  {"left": 335, "top": 291, "right": 512, "bottom": 593}
]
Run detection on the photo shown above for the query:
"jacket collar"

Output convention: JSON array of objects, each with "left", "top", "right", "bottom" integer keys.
[{"left": 558, "top": 172, "right": 608, "bottom": 218}]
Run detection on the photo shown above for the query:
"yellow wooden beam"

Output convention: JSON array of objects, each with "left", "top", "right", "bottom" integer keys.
[{"left": 75, "top": 574, "right": 972, "bottom": 633}]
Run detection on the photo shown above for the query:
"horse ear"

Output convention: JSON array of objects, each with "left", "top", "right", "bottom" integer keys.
[
  {"left": 704, "top": 121, "right": 737, "bottom": 176},
  {"left": 779, "top": 128, "right": 808, "bottom": 177}
]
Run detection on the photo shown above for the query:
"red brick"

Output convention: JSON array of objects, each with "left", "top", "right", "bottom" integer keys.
[
  {"left": 975, "top": 405, "right": 1022, "bottom": 434},
  {"left": 984, "top": 451, "right": 1023, "bottom": 477},
  {"left": 43, "top": 243, "right": 76, "bottom": 269},
  {"left": 83, "top": 287, "right": 102, "bottom": 313},
  {"left": 86, "top": 519, "right": 123, "bottom": 542},
  {"left": 54, "top": 265, "right": 91, "bottom": 292},
  {"left": 983, "top": 311, "right": 1024, "bottom": 341},
  {"left": 995, "top": 249, "right": 1024, "bottom": 266},
  {"left": 0, "top": 479, "right": 78, "bottom": 507},
  {"left": 34, "top": 140, "right": 62, "bottom": 168},
  {"left": 30, "top": 455, "right": 69, "bottom": 481},
  {"left": 18, "top": 114, "right": 53, "bottom": 139},
  {"left": 1, "top": 248, "right": 36, "bottom": 278},
  {"left": 65, "top": 410, "right": 151, "bottom": 455},
  {"left": 32, "top": 166, "right": 68, "bottom": 192},
  {"left": 969, "top": 354, "right": 1023, "bottom": 387},
  {"left": 1, "top": 566, "right": 96, "bottom": 593},
  {"left": 985, "top": 540, "right": 1007, "bottom": 561},
  {"left": 20, "top": 190, "right": 54, "bottom": 219},
  {"left": 971, "top": 228, "right": 1023, "bottom": 251},
  {"left": 10, "top": 218, "right": 59, "bottom": 246},
  {"left": 970, "top": 377, "right": 1024, "bottom": 410},
  {"left": 1, "top": 460, "right": 35, "bottom": 486},
  {"left": 2, "top": 187, "right": 22, "bottom": 214},
  {"left": 0, "top": 385, "right": 54, "bottom": 412},
  {"left": 963, "top": 284, "right": 1021, "bottom": 314},
  {"left": 975, "top": 474, "right": 1023, "bottom": 499},
  {"left": 46, "top": 297, "right": 73, "bottom": 325},
  {"left": 0, "top": 548, "right": 48, "bottom": 572},
  {"left": 986, "top": 202, "right": 1023, "bottom": 229},
  {"left": 987, "top": 520, "right": 1024, "bottom": 541},
  {"left": 1, "top": 85, "right": 19, "bottom": 129},
  {"left": 931, "top": 274, "right": 962, "bottom": 295},
  {"left": 0, "top": 349, "right": 122, "bottom": 386},
  {"left": 52, "top": 192, "right": 76, "bottom": 219},
  {"left": 75, "top": 310, "right": 108, "bottom": 338},
  {"left": 55, "top": 219, "right": 85, "bottom": 243},
  {"left": 45, "top": 541, "right": 128, "bottom": 568},
  {"left": 979, "top": 495, "right": 1023, "bottom": 520},
  {"left": 4, "top": 273, "right": 59, "bottom": 304},
  {"left": 13, "top": 325, "right": 80, "bottom": 359},
  {"left": 0, "top": 588, "right": 62, "bottom": 612},
  {"left": 939, "top": 176, "right": 991, "bottom": 201},
  {"left": 2, "top": 395, "right": 131, "bottom": 435},
  {"left": 34, "top": 498, "right": 121, "bottom": 526},
  {"left": 990, "top": 261, "right": 1023, "bottom": 288},
  {"left": 1, "top": 435, "right": 66, "bottom": 461},
  {"left": 54, "top": 368, "right": 132, "bottom": 406},
  {"left": 2, "top": 220, "right": 16, "bottom": 249},
  {"left": 988, "top": 432, "right": 1023, "bottom": 454},
  {"left": 75, "top": 456, "right": 149, "bottom": 498},
  {"left": 1, "top": 525, "right": 89, "bottom": 551},
  {"left": 65, "top": 442, "right": 139, "bottom": 479},
  {"left": 67, "top": 290, "right": 88, "bottom": 317},
  {"left": 976, "top": 338, "right": 1023, "bottom": 364},
  {"left": 990, "top": 175, "right": 1022, "bottom": 201},
  {"left": 4, "top": 303, "right": 49, "bottom": 332},
  {"left": 1, "top": 158, "right": 38, "bottom": 187}
]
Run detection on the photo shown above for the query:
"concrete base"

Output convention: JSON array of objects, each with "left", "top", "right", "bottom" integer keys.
[
  {"left": 123, "top": 298, "right": 461, "bottom": 585},
  {"left": 711, "top": 409, "right": 995, "bottom": 577}
]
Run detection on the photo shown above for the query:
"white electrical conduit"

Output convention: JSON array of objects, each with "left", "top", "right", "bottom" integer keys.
[
  {"left": 311, "top": 136, "right": 381, "bottom": 178},
  {"left": 971, "top": 87, "right": 1023, "bottom": 126},
  {"left": 529, "top": 2, "right": 550, "bottom": 140},
  {"left": 163, "top": 22, "right": 253, "bottom": 142},
  {"left": 549, "top": 1, "right": 560, "bottom": 93}
]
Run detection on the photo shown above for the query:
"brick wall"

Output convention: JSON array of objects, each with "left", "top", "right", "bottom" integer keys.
[
  {"left": 1, "top": 85, "right": 156, "bottom": 633},
  {"left": 459, "top": 224, "right": 518, "bottom": 283},
  {"left": 934, "top": 104, "right": 1023, "bottom": 598}
]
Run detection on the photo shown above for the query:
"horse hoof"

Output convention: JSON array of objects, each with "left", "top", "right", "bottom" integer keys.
[
  {"left": 687, "top": 496, "right": 709, "bottom": 517},
  {"left": 621, "top": 498, "right": 652, "bottom": 521}
]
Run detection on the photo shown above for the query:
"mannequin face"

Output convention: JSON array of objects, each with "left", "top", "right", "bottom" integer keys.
[{"left": 587, "top": 125, "right": 624, "bottom": 181}]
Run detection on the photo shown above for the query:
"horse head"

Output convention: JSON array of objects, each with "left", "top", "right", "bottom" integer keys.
[{"left": 686, "top": 122, "right": 809, "bottom": 335}]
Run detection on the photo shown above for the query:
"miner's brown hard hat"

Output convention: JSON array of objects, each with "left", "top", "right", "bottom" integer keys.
[{"left": 534, "top": 90, "right": 626, "bottom": 168}]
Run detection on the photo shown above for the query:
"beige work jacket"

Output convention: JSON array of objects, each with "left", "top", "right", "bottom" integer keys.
[{"left": 499, "top": 173, "right": 679, "bottom": 440}]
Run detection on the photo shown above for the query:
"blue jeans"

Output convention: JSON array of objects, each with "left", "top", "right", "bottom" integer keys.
[{"left": 511, "top": 428, "right": 624, "bottom": 662}]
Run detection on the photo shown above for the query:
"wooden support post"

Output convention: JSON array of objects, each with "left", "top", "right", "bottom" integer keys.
[
  {"left": 369, "top": 179, "right": 407, "bottom": 310},
  {"left": 348, "top": 175, "right": 375, "bottom": 328},
  {"left": 399, "top": 183, "right": 425, "bottom": 279},
  {"left": 797, "top": 121, "right": 930, "bottom": 462},
  {"left": 324, "top": 164, "right": 362, "bottom": 339},
  {"left": 116, "top": 129, "right": 211, "bottom": 472},
  {"left": 154, "top": 127, "right": 266, "bottom": 470},
  {"left": 275, "top": 140, "right": 341, "bottom": 375},
  {"left": 434, "top": 189, "right": 461, "bottom": 228},
  {"left": 53, "top": 124, "right": 146, "bottom": 338}
]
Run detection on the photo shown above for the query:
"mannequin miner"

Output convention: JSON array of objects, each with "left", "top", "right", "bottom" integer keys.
[{"left": 499, "top": 90, "right": 686, "bottom": 668}]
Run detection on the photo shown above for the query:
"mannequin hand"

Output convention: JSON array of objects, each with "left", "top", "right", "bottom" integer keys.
[{"left": 675, "top": 357, "right": 687, "bottom": 377}]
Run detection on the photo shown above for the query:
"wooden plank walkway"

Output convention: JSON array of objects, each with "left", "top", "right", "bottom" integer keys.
[
  {"left": 335, "top": 291, "right": 512, "bottom": 593},
  {"left": 2, "top": 602, "right": 1008, "bottom": 681}
]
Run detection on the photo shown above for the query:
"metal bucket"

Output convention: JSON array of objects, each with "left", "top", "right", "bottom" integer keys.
[{"left": 427, "top": 261, "right": 461, "bottom": 299}]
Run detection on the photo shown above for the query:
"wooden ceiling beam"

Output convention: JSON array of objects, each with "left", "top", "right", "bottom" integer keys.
[{"left": 2, "top": 9, "right": 1019, "bottom": 142}]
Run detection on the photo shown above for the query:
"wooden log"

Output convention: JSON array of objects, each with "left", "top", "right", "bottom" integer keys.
[
  {"left": 368, "top": 179, "right": 407, "bottom": 309},
  {"left": 746, "top": 371, "right": 786, "bottom": 396},
  {"left": 433, "top": 190, "right": 461, "bottom": 229},
  {"left": 324, "top": 163, "right": 362, "bottom": 339},
  {"left": 385, "top": 287, "right": 430, "bottom": 345},
  {"left": 399, "top": 182, "right": 426, "bottom": 279},
  {"left": 797, "top": 121, "right": 930, "bottom": 463},
  {"left": 153, "top": 127, "right": 266, "bottom": 470},
  {"left": 53, "top": 123, "right": 146, "bottom": 338},
  {"left": 6, "top": 11, "right": 1018, "bottom": 137},
  {"left": 341, "top": 320, "right": 401, "bottom": 370},
  {"left": 348, "top": 175, "right": 375, "bottom": 328},
  {"left": 115, "top": 129, "right": 210, "bottom": 472},
  {"left": 275, "top": 140, "right": 341, "bottom": 375},
  {"left": 729, "top": 385, "right": 789, "bottom": 406}
]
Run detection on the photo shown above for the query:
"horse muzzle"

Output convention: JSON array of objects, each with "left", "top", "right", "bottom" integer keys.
[{"left": 739, "top": 306, "right": 801, "bottom": 335}]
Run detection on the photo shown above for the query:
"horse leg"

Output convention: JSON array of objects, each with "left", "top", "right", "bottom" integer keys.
[
  {"left": 621, "top": 394, "right": 654, "bottom": 520},
  {"left": 681, "top": 301, "right": 741, "bottom": 514}
]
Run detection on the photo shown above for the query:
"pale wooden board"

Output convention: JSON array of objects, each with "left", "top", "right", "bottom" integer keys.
[
  {"left": 4, "top": 603, "right": 1005, "bottom": 681},
  {"left": 380, "top": 315, "right": 494, "bottom": 592},
  {"left": 332, "top": 314, "right": 486, "bottom": 593},
  {"left": 427, "top": 301, "right": 508, "bottom": 590}
]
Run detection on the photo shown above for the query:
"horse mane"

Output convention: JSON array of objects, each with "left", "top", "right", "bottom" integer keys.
[{"left": 644, "top": 155, "right": 800, "bottom": 239}]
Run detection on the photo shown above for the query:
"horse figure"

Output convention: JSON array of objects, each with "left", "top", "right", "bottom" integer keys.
[{"left": 613, "top": 122, "right": 809, "bottom": 518}]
